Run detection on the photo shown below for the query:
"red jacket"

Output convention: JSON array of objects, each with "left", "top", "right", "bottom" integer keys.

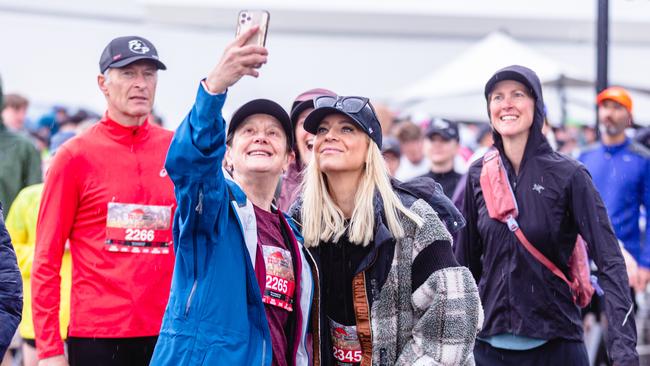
[{"left": 32, "top": 115, "right": 176, "bottom": 359}]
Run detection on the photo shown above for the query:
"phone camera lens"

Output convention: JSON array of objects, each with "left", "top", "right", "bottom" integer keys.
[
  {"left": 241, "top": 13, "right": 247, "bottom": 18},
  {"left": 247, "top": 16, "right": 251, "bottom": 21},
  {"left": 240, "top": 19, "right": 245, "bottom": 24}
]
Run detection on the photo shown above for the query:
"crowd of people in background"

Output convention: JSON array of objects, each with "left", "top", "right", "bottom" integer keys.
[{"left": 0, "top": 27, "right": 648, "bottom": 366}]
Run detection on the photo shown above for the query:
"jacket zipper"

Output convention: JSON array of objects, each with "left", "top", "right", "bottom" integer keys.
[{"left": 184, "top": 185, "right": 203, "bottom": 317}]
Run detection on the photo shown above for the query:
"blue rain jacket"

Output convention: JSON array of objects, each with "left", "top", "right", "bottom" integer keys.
[{"left": 150, "top": 84, "right": 316, "bottom": 366}]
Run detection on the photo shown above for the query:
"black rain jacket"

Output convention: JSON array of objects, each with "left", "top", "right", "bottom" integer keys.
[{"left": 454, "top": 65, "right": 638, "bottom": 365}]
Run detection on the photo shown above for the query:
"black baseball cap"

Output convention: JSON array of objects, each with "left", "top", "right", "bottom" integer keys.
[
  {"left": 303, "top": 96, "right": 383, "bottom": 148},
  {"left": 99, "top": 36, "right": 166, "bottom": 73},
  {"left": 227, "top": 99, "right": 293, "bottom": 149},
  {"left": 425, "top": 118, "right": 459, "bottom": 141}
]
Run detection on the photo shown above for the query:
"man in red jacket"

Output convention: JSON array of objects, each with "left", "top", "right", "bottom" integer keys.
[{"left": 32, "top": 36, "right": 176, "bottom": 366}]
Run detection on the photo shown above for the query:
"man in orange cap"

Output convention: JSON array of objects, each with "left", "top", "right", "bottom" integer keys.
[{"left": 580, "top": 86, "right": 650, "bottom": 293}]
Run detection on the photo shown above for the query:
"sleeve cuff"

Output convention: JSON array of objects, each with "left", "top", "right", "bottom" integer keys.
[{"left": 201, "top": 79, "right": 227, "bottom": 96}]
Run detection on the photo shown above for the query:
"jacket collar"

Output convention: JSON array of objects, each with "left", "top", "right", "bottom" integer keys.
[
  {"left": 602, "top": 138, "right": 630, "bottom": 154},
  {"left": 99, "top": 112, "right": 151, "bottom": 144}
]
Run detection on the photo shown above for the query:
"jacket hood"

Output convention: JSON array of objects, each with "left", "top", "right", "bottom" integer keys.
[{"left": 484, "top": 65, "right": 551, "bottom": 167}]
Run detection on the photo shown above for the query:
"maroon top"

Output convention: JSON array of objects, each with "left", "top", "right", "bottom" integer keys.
[{"left": 254, "top": 204, "right": 294, "bottom": 366}]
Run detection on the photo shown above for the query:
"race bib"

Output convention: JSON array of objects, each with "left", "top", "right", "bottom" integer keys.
[
  {"left": 105, "top": 202, "right": 172, "bottom": 254},
  {"left": 261, "top": 245, "right": 295, "bottom": 311},
  {"left": 329, "top": 318, "right": 362, "bottom": 365}
]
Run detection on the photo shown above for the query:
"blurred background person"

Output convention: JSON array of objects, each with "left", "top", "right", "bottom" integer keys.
[
  {"left": 0, "top": 75, "right": 24, "bottom": 366},
  {"left": 277, "top": 87, "right": 336, "bottom": 212},
  {"left": 418, "top": 118, "right": 462, "bottom": 199},
  {"left": 468, "top": 124, "right": 494, "bottom": 163},
  {"left": 1, "top": 93, "right": 29, "bottom": 134},
  {"left": 579, "top": 87, "right": 650, "bottom": 292},
  {"left": 381, "top": 136, "right": 401, "bottom": 178},
  {"left": 0, "top": 77, "right": 42, "bottom": 211},
  {"left": 372, "top": 102, "right": 397, "bottom": 137},
  {"left": 394, "top": 120, "right": 429, "bottom": 181},
  {"left": 6, "top": 131, "right": 77, "bottom": 366}
]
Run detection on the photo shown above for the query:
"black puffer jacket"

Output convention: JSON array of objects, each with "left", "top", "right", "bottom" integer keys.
[{"left": 454, "top": 65, "right": 638, "bottom": 365}]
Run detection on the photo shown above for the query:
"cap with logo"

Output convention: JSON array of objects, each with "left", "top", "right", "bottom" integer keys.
[
  {"left": 303, "top": 95, "right": 383, "bottom": 148},
  {"left": 597, "top": 86, "right": 633, "bottom": 115},
  {"left": 425, "top": 118, "right": 459, "bottom": 141},
  {"left": 99, "top": 36, "right": 167, "bottom": 73},
  {"left": 227, "top": 99, "right": 293, "bottom": 150}
]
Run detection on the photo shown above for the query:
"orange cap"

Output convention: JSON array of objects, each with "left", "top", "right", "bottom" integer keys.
[{"left": 596, "top": 86, "right": 633, "bottom": 114}]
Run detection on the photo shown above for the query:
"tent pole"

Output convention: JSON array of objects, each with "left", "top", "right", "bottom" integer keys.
[{"left": 596, "top": 0, "right": 609, "bottom": 137}]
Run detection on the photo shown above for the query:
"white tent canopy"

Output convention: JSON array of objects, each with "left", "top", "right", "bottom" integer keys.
[
  {"left": 394, "top": 31, "right": 591, "bottom": 105},
  {"left": 392, "top": 31, "right": 650, "bottom": 125}
]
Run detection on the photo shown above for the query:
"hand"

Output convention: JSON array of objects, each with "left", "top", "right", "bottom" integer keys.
[
  {"left": 205, "top": 26, "right": 269, "bottom": 94},
  {"left": 38, "top": 355, "right": 69, "bottom": 366},
  {"left": 636, "top": 267, "right": 650, "bottom": 293}
]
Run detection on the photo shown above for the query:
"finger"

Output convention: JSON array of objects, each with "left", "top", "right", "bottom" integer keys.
[
  {"left": 235, "top": 25, "right": 260, "bottom": 47},
  {"left": 240, "top": 54, "right": 268, "bottom": 67},
  {"left": 238, "top": 45, "right": 268, "bottom": 56},
  {"left": 241, "top": 67, "right": 260, "bottom": 78}
]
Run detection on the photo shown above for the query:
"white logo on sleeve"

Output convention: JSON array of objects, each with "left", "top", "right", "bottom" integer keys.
[
  {"left": 532, "top": 184, "right": 545, "bottom": 194},
  {"left": 128, "top": 40, "right": 150, "bottom": 54}
]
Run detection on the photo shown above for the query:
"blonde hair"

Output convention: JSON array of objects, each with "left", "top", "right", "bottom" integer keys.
[{"left": 301, "top": 138, "right": 423, "bottom": 248}]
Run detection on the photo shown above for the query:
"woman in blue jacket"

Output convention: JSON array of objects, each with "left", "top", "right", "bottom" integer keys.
[{"left": 150, "top": 27, "right": 317, "bottom": 366}]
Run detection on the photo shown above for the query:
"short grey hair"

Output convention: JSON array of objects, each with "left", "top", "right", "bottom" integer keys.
[{"left": 102, "top": 69, "right": 112, "bottom": 84}]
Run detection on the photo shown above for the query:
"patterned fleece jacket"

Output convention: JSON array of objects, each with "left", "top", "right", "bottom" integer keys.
[{"left": 292, "top": 187, "right": 483, "bottom": 365}]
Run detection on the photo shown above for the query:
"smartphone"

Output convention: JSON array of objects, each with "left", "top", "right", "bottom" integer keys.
[{"left": 236, "top": 10, "right": 270, "bottom": 47}]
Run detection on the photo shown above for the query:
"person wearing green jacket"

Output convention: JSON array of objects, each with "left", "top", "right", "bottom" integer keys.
[{"left": 0, "top": 75, "right": 42, "bottom": 209}]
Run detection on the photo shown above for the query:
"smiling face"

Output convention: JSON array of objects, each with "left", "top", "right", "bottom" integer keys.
[
  {"left": 295, "top": 107, "right": 315, "bottom": 166},
  {"left": 488, "top": 80, "right": 536, "bottom": 140},
  {"left": 314, "top": 113, "right": 369, "bottom": 176},
  {"left": 98, "top": 60, "right": 158, "bottom": 125},
  {"left": 226, "top": 113, "right": 292, "bottom": 179}
]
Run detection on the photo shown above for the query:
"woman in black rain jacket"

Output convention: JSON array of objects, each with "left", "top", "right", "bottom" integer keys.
[{"left": 455, "top": 65, "right": 638, "bottom": 365}]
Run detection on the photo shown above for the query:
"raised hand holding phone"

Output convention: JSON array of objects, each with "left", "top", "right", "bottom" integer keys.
[{"left": 205, "top": 26, "right": 268, "bottom": 94}]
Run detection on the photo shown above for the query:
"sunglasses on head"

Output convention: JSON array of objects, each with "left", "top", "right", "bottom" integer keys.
[{"left": 313, "top": 96, "right": 370, "bottom": 114}]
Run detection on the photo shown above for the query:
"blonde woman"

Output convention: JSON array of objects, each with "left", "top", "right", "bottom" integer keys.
[{"left": 291, "top": 96, "right": 482, "bottom": 365}]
